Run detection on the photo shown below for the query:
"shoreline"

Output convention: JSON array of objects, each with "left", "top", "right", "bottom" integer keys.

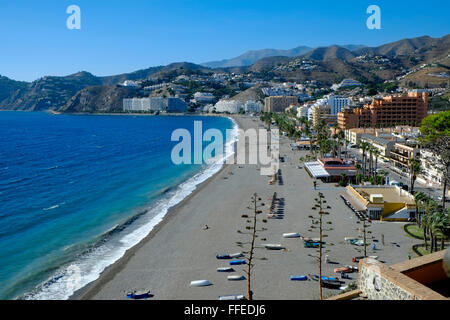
[{"left": 70, "top": 115, "right": 242, "bottom": 300}]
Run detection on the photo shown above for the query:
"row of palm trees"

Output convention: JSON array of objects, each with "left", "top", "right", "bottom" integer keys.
[{"left": 414, "top": 192, "right": 449, "bottom": 253}]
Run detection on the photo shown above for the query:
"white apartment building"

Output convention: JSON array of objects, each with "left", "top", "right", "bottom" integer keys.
[
  {"left": 297, "top": 105, "right": 309, "bottom": 118},
  {"left": 194, "top": 92, "right": 215, "bottom": 104},
  {"left": 214, "top": 100, "right": 243, "bottom": 113},
  {"left": 244, "top": 100, "right": 263, "bottom": 113},
  {"left": 418, "top": 149, "right": 445, "bottom": 187},
  {"left": 328, "top": 95, "right": 350, "bottom": 115},
  {"left": 123, "top": 97, "right": 167, "bottom": 112}
]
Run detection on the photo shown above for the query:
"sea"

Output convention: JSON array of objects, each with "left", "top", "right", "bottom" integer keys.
[{"left": 0, "top": 111, "right": 238, "bottom": 300}]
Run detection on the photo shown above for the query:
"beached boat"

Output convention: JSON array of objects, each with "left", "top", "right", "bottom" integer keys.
[
  {"left": 369, "top": 255, "right": 379, "bottom": 260},
  {"left": 263, "top": 244, "right": 285, "bottom": 250},
  {"left": 283, "top": 233, "right": 301, "bottom": 238},
  {"left": 304, "top": 241, "right": 320, "bottom": 248},
  {"left": 190, "top": 280, "right": 212, "bottom": 287},
  {"left": 345, "top": 237, "right": 358, "bottom": 241},
  {"left": 349, "top": 239, "right": 364, "bottom": 246},
  {"left": 344, "top": 265, "right": 358, "bottom": 271},
  {"left": 309, "top": 274, "right": 340, "bottom": 282},
  {"left": 227, "top": 275, "right": 246, "bottom": 281},
  {"left": 229, "top": 252, "right": 244, "bottom": 258},
  {"left": 217, "top": 267, "right": 235, "bottom": 273},
  {"left": 218, "top": 294, "right": 246, "bottom": 300},
  {"left": 334, "top": 267, "right": 352, "bottom": 273},
  {"left": 126, "top": 290, "right": 152, "bottom": 299},
  {"left": 216, "top": 254, "right": 231, "bottom": 260},
  {"left": 290, "top": 275, "right": 308, "bottom": 281},
  {"left": 321, "top": 279, "right": 343, "bottom": 289},
  {"left": 229, "top": 259, "right": 246, "bottom": 265}
]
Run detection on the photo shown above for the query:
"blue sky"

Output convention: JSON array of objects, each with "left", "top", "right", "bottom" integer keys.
[{"left": 0, "top": 0, "right": 449, "bottom": 82}]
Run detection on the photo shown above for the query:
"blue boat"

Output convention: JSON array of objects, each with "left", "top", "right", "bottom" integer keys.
[
  {"left": 230, "top": 259, "right": 246, "bottom": 265},
  {"left": 126, "top": 290, "right": 152, "bottom": 299},
  {"left": 290, "top": 275, "right": 308, "bottom": 281},
  {"left": 216, "top": 254, "right": 231, "bottom": 260},
  {"left": 309, "top": 274, "right": 340, "bottom": 282}
]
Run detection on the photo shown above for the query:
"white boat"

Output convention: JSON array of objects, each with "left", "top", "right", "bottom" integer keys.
[
  {"left": 345, "top": 237, "right": 358, "bottom": 241},
  {"left": 263, "top": 244, "right": 285, "bottom": 250},
  {"left": 227, "top": 275, "right": 246, "bottom": 281},
  {"left": 229, "top": 252, "right": 244, "bottom": 258},
  {"left": 190, "top": 280, "right": 212, "bottom": 287},
  {"left": 218, "top": 294, "right": 246, "bottom": 300},
  {"left": 369, "top": 256, "right": 379, "bottom": 260},
  {"left": 283, "top": 233, "right": 301, "bottom": 238}
]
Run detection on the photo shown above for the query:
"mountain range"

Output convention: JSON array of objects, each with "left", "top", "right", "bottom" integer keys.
[
  {"left": 201, "top": 45, "right": 366, "bottom": 68},
  {"left": 0, "top": 34, "right": 449, "bottom": 112}
]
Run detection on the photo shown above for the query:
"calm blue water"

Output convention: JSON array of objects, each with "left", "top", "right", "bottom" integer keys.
[{"left": 0, "top": 112, "right": 236, "bottom": 300}]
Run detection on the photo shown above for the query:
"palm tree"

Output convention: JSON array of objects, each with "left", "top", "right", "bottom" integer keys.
[
  {"left": 409, "top": 158, "right": 422, "bottom": 194},
  {"left": 433, "top": 211, "right": 450, "bottom": 251},
  {"left": 372, "top": 149, "right": 381, "bottom": 183},
  {"left": 413, "top": 191, "right": 428, "bottom": 227},
  {"left": 360, "top": 142, "right": 370, "bottom": 177},
  {"left": 421, "top": 200, "right": 437, "bottom": 251}
]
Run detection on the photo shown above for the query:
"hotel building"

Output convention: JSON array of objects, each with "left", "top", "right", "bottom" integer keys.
[
  {"left": 264, "top": 96, "right": 298, "bottom": 113},
  {"left": 338, "top": 91, "right": 428, "bottom": 130}
]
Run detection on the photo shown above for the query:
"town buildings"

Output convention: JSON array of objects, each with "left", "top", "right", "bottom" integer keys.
[
  {"left": 338, "top": 91, "right": 429, "bottom": 129},
  {"left": 264, "top": 96, "right": 298, "bottom": 113}
]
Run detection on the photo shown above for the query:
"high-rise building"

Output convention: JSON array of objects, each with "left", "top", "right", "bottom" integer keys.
[
  {"left": 264, "top": 96, "right": 298, "bottom": 113},
  {"left": 338, "top": 91, "right": 428, "bottom": 129}
]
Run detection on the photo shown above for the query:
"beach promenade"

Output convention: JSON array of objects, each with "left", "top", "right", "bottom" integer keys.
[{"left": 75, "top": 115, "right": 421, "bottom": 300}]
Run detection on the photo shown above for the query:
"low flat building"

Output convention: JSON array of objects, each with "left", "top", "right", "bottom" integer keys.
[
  {"left": 360, "top": 134, "right": 395, "bottom": 158},
  {"left": 305, "top": 158, "right": 357, "bottom": 182},
  {"left": 344, "top": 185, "right": 416, "bottom": 221}
]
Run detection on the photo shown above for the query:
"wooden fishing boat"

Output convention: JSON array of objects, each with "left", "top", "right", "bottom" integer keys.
[
  {"left": 283, "top": 233, "right": 301, "bottom": 238},
  {"left": 216, "top": 254, "right": 231, "bottom": 260},
  {"left": 334, "top": 267, "right": 352, "bottom": 273},
  {"left": 263, "top": 244, "right": 285, "bottom": 250},
  {"left": 289, "top": 275, "right": 308, "bottom": 281},
  {"left": 227, "top": 275, "right": 246, "bottom": 281},
  {"left": 309, "top": 274, "right": 340, "bottom": 282},
  {"left": 229, "top": 259, "right": 246, "bottom": 265},
  {"left": 217, "top": 267, "right": 234, "bottom": 273},
  {"left": 190, "top": 280, "right": 212, "bottom": 287},
  {"left": 218, "top": 294, "right": 246, "bottom": 300},
  {"left": 126, "top": 290, "right": 152, "bottom": 299},
  {"left": 321, "top": 279, "right": 343, "bottom": 289}
]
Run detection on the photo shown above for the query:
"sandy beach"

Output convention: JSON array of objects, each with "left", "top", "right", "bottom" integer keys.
[{"left": 73, "top": 115, "right": 421, "bottom": 300}]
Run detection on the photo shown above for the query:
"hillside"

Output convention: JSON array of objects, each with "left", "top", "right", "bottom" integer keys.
[
  {"left": 0, "top": 72, "right": 102, "bottom": 111},
  {"left": 60, "top": 85, "right": 139, "bottom": 113}
]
